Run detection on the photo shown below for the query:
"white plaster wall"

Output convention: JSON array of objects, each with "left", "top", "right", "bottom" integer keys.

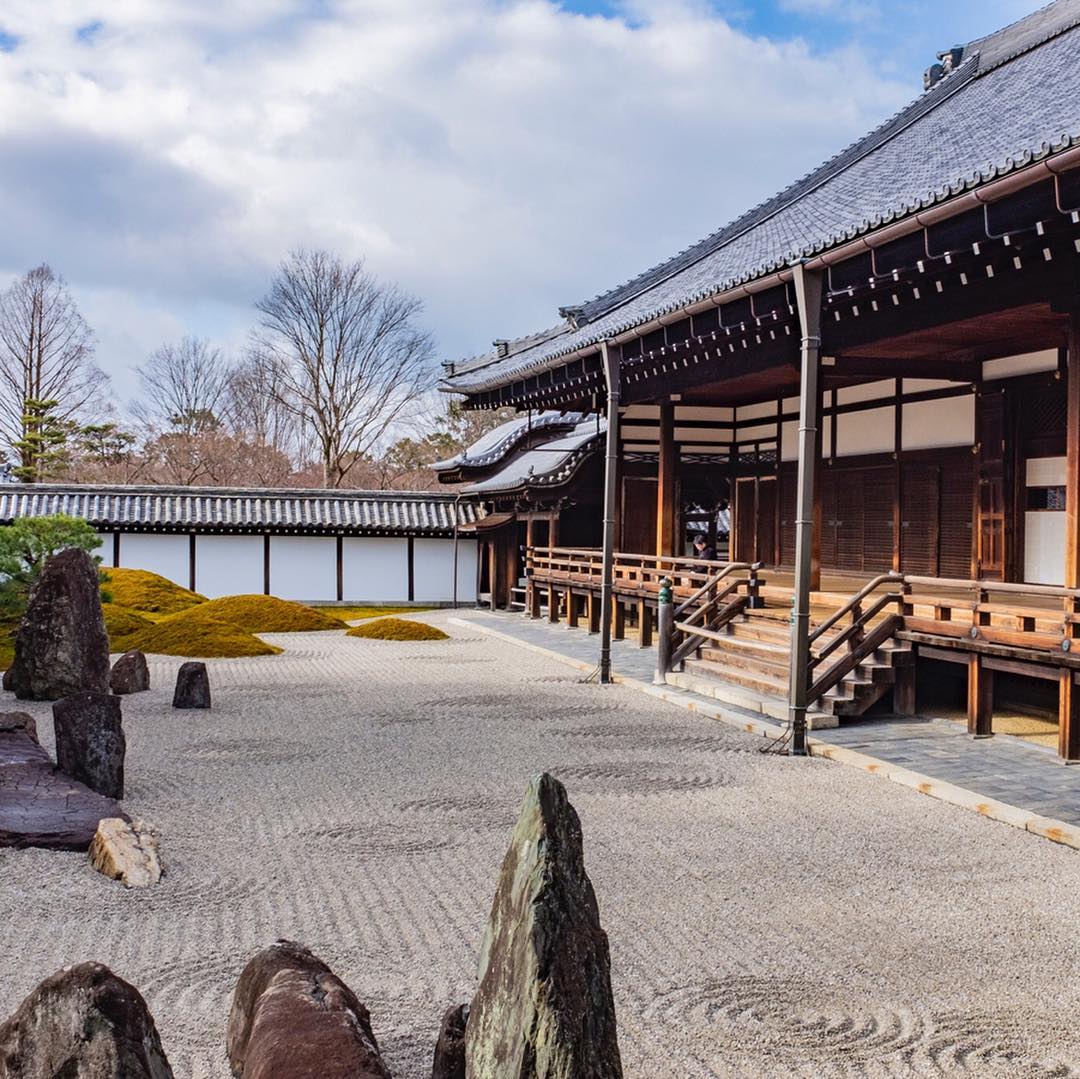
[
  {"left": 736, "top": 401, "right": 776, "bottom": 422},
  {"left": 677, "top": 405, "right": 734, "bottom": 422},
  {"left": 194, "top": 535, "right": 263, "bottom": 598},
  {"left": 902, "top": 396, "right": 975, "bottom": 450},
  {"left": 620, "top": 425, "right": 659, "bottom": 441},
  {"left": 983, "top": 349, "right": 1058, "bottom": 381},
  {"left": 623, "top": 404, "right": 660, "bottom": 419},
  {"left": 95, "top": 533, "right": 114, "bottom": 565},
  {"left": 118, "top": 533, "right": 190, "bottom": 589},
  {"left": 414, "top": 538, "right": 477, "bottom": 602},
  {"left": 781, "top": 420, "right": 799, "bottom": 462},
  {"left": 904, "top": 378, "right": 965, "bottom": 393},
  {"left": 835, "top": 380, "right": 894, "bottom": 405},
  {"left": 270, "top": 536, "right": 337, "bottom": 601},
  {"left": 736, "top": 423, "right": 776, "bottom": 443},
  {"left": 1025, "top": 513, "right": 1065, "bottom": 585},
  {"left": 674, "top": 427, "right": 728, "bottom": 444},
  {"left": 835, "top": 406, "right": 895, "bottom": 457},
  {"left": 342, "top": 538, "right": 408, "bottom": 601}
]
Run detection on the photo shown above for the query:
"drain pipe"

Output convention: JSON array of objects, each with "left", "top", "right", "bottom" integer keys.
[{"left": 599, "top": 341, "right": 621, "bottom": 684}]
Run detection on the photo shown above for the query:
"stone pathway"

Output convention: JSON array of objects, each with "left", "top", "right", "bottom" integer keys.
[
  {"left": 1, "top": 614, "right": 1079, "bottom": 1077},
  {"left": 464, "top": 609, "right": 1080, "bottom": 828}
]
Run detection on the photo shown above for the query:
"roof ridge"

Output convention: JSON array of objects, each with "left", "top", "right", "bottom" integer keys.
[{"left": 4, "top": 482, "right": 467, "bottom": 501}]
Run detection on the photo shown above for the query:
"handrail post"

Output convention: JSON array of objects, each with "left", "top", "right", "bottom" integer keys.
[
  {"left": 747, "top": 563, "right": 763, "bottom": 609},
  {"left": 655, "top": 577, "right": 674, "bottom": 685}
]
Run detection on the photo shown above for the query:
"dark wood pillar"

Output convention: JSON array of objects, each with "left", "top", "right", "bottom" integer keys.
[
  {"left": 488, "top": 539, "right": 498, "bottom": 612},
  {"left": 789, "top": 263, "right": 825, "bottom": 754},
  {"left": 1066, "top": 312, "right": 1080, "bottom": 588},
  {"left": 893, "top": 663, "right": 916, "bottom": 716},
  {"left": 656, "top": 400, "right": 677, "bottom": 557},
  {"left": 892, "top": 379, "right": 903, "bottom": 573},
  {"left": 967, "top": 654, "right": 993, "bottom": 738},
  {"left": 112, "top": 532, "right": 120, "bottom": 568},
  {"left": 263, "top": 535, "right": 271, "bottom": 595}
]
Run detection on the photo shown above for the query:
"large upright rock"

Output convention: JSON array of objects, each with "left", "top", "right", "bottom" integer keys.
[
  {"left": 464, "top": 773, "right": 622, "bottom": 1079},
  {"left": 227, "top": 940, "right": 391, "bottom": 1079},
  {"left": 53, "top": 691, "right": 125, "bottom": 799},
  {"left": 111, "top": 650, "right": 150, "bottom": 695},
  {"left": 432, "top": 1003, "right": 468, "bottom": 1079},
  {"left": 0, "top": 961, "right": 174, "bottom": 1078},
  {"left": 11, "top": 548, "right": 110, "bottom": 701}
]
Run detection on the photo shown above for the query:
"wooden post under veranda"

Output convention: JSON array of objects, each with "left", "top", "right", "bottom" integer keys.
[
  {"left": 788, "top": 263, "right": 825, "bottom": 756},
  {"left": 599, "top": 341, "right": 622, "bottom": 684}
]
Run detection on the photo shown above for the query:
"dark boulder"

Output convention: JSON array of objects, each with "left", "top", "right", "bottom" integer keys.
[
  {"left": 0, "top": 961, "right": 174, "bottom": 1077},
  {"left": 227, "top": 940, "right": 391, "bottom": 1079},
  {"left": 464, "top": 773, "right": 623, "bottom": 1079},
  {"left": 11, "top": 548, "right": 110, "bottom": 701},
  {"left": 53, "top": 691, "right": 125, "bottom": 799},
  {"left": 111, "top": 650, "right": 150, "bottom": 695},
  {"left": 0, "top": 720, "right": 125, "bottom": 850},
  {"left": 2, "top": 667, "right": 13, "bottom": 691},
  {"left": 432, "top": 1003, "right": 468, "bottom": 1079},
  {"left": 173, "top": 662, "right": 210, "bottom": 709}
]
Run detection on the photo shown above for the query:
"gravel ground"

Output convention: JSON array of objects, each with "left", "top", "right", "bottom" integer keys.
[{"left": 2, "top": 613, "right": 1080, "bottom": 1078}]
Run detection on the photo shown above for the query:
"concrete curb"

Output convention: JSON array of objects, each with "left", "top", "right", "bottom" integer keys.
[{"left": 450, "top": 615, "right": 1080, "bottom": 855}]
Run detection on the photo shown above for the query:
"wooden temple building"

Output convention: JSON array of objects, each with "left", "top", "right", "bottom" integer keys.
[{"left": 441, "top": 0, "right": 1080, "bottom": 758}]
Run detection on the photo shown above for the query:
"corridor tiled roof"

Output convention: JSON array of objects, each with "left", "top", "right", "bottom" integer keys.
[
  {"left": 432, "top": 410, "right": 584, "bottom": 473},
  {"left": 0, "top": 484, "right": 481, "bottom": 535},
  {"left": 461, "top": 417, "right": 605, "bottom": 494},
  {"left": 444, "top": 0, "right": 1080, "bottom": 394}
]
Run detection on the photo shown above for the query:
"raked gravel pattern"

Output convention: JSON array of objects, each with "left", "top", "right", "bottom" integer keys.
[{"left": 1, "top": 614, "right": 1079, "bottom": 1077}]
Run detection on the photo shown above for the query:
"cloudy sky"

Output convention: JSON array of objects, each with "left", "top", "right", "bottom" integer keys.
[{"left": 0, "top": 0, "right": 1040, "bottom": 407}]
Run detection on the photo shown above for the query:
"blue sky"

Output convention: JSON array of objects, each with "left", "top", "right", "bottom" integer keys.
[{"left": 0, "top": 0, "right": 1047, "bottom": 406}]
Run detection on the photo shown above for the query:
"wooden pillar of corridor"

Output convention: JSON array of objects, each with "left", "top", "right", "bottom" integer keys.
[
  {"left": 656, "top": 400, "right": 677, "bottom": 557},
  {"left": 1062, "top": 310, "right": 1080, "bottom": 760}
]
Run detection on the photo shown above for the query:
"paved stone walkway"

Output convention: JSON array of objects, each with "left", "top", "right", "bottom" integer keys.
[{"left": 464, "top": 609, "right": 1080, "bottom": 828}]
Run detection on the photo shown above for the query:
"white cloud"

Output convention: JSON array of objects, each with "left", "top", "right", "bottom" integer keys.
[{"left": 0, "top": 0, "right": 915, "bottom": 390}]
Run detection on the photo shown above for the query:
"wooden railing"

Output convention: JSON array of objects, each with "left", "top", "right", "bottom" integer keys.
[
  {"left": 670, "top": 562, "right": 762, "bottom": 668},
  {"left": 526, "top": 546, "right": 761, "bottom": 604},
  {"left": 805, "top": 573, "right": 1080, "bottom": 706}
]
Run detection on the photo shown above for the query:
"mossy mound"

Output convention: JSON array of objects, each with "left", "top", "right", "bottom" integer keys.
[
  {"left": 346, "top": 618, "right": 449, "bottom": 642},
  {"left": 198, "top": 594, "right": 341, "bottom": 633},
  {"left": 103, "top": 603, "right": 154, "bottom": 650},
  {"left": 126, "top": 605, "right": 281, "bottom": 658},
  {"left": 103, "top": 568, "right": 206, "bottom": 614}
]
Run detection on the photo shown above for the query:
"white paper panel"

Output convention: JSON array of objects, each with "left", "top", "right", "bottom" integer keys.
[
  {"left": 676, "top": 405, "right": 734, "bottom": 421},
  {"left": 1025, "top": 512, "right": 1065, "bottom": 585},
  {"left": 269, "top": 536, "right": 337, "bottom": 601},
  {"left": 902, "top": 396, "right": 975, "bottom": 450},
  {"left": 835, "top": 406, "right": 895, "bottom": 457},
  {"left": 117, "top": 533, "right": 190, "bottom": 589},
  {"left": 1026, "top": 456, "right": 1067, "bottom": 486},
  {"left": 736, "top": 401, "right": 776, "bottom": 421},
  {"left": 341, "top": 538, "right": 408, "bottom": 602},
  {"left": 194, "top": 535, "right": 263, "bottom": 598}
]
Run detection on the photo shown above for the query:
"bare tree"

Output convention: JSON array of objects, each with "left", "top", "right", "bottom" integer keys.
[
  {"left": 136, "top": 336, "right": 232, "bottom": 435},
  {"left": 254, "top": 249, "right": 435, "bottom": 488},
  {"left": 222, "top": 348, "right": 301, "bottom": 463},
  {"left": 0, "top": 264, "right": 107, "bottom": 471}
]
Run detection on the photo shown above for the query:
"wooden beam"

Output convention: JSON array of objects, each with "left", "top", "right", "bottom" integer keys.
[
  {"left": 1059, "top": 667, "right": 1080, "bottom": 761},
  {"left": 656, "top": 400, "right": 677, "bottom": 556},
  {"left": 830, "top": 355, "right": 981, "bottom": 382},
  {"left": 967, "top": 654, "right": 993, "bottom": 738},
  {"left": 1066, "top": 311, "right": 1080, "bottom": 588}
]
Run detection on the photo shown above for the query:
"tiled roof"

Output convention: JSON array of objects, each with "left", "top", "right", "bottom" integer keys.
[
  {"left": 461, "top": 417, "right": 605, "bottom": 495},
  {"left": 432, "top": 411, "right": 584, "bottom": 472},
  {"left": 444, "top": 0, "right": 1080, "bottom": 394},
  {"left": 0, "top": 484, "right": 481, "bottom": 535}
]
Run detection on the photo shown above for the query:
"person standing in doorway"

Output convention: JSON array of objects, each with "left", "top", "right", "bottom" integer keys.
[{"left": 693, "top": 534, "right": 716, "bottom": 561}]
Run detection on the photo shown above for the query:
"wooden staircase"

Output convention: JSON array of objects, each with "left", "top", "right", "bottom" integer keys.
[{"left": 677, "top": 605, "right": 913, "bottom": 719}]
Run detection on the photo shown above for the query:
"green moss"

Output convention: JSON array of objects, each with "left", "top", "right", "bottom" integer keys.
[
  {"left": 198, "top": 594, "right": 342, "bottom": 632},
  {"left": 346, "top": 618, "right": 449, "bottom": 642},
  {"left": 103, "top": 603, "right": 154, "bottom": 650},
  {"left": 126, "top": 605, "right": 281, "bottom": 658},
  {"left": 327, "top": 605, "right": 435, "bottom": 623},
  {"left": 102, "top": 568, "right": 206, "bottom": 614}
]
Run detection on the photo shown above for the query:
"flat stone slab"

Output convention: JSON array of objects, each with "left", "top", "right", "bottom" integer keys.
[{"left": 0, "top": 729, "right": 126, "bottom": 850}]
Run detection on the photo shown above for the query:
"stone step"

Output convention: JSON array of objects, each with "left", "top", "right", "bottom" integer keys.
[
  {"left": 684, "top": 657, "right": 789, "bottom": 699},
  {"left": 664, "top": 670, "right": 839, "bottom": 729}
]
